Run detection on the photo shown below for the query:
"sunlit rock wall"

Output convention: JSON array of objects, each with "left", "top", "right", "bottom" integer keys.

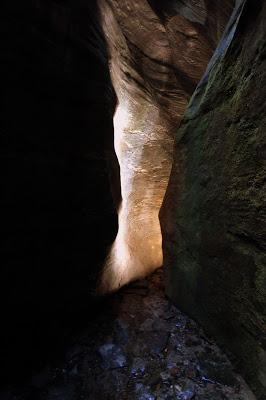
[
  {"left": 99, "top": 0, "right": 234, "bottom": 292},
  {"left": 160, "top": 1, "right": 266, "bottom": 397}
]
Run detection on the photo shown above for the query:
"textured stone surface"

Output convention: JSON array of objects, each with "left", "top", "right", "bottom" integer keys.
[
  {"left": 99, "top": 0, "right": 234, "bottom": 291},
  {"left": 160, "top": 1, "right": 266, "bottom": 397}
]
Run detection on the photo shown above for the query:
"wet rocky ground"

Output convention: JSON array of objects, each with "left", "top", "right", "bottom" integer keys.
[{"left": 1, "top": 270, "right": 255, "bottom": 400}]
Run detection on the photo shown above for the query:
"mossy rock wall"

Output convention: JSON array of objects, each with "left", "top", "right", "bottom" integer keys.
[{"left": 160, "top": 1, "right": 266, "bottom": 398}]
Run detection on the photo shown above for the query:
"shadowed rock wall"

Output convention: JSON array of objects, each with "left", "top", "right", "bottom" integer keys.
[
  {"left": 1, "top": 0, "right": 119, "bottom": 378},
  {"left": 160, "top": 1, "right": 266, "bottom": 397}
]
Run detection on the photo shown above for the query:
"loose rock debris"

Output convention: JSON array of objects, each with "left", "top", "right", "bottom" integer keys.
[{"left": 2, "top": 270, "right": 255, "bottom": 400}]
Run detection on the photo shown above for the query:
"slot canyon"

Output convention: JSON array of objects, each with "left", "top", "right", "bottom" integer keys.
[{"left": 1, "top": 0, "right": 265, "bottom": 399}]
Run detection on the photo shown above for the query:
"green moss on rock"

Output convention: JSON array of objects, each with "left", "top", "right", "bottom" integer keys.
[{"left": 161, "top": 1, "right": 266, "bottom": 398}]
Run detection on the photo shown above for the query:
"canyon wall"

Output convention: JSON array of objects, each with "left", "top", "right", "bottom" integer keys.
[
  {"left": 99, "top": 0, "right": 234, "bottom": 291},
  {"left": 161, "top": 1, "right": 266, "bottom": 397},
  {"left": 1, "top": 0, "right": 119, "bottom": 377}
]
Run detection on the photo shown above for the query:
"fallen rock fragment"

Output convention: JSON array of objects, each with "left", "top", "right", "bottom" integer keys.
[{"left": 98, "top": 343, "right": 127, "bottom": 369}]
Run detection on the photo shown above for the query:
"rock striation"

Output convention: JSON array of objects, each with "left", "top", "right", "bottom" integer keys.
[
  {"left": 99, "top": 0, "right": 234, "bottom": 291},
  {"left": 160, "top": 1, "right": 266, "bottom": 397}
]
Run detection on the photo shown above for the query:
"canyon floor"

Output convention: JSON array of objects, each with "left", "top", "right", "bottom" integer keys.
[{"left": 2, "top": 270, "right": 255, "bottom": 400}]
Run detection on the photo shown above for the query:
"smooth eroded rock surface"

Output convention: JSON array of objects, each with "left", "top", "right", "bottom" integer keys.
[{"left": 99, "top": 0, "right": 234, "bottom": 291}]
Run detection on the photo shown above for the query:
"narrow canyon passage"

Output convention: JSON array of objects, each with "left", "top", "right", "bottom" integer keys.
[
  {"left": 1, "top": 0, "right": 265, "bottom": 399},
  {"left": 1, "top": 271, "right": 255, "bottom": 400},
  {"left": 99, "top": 0, "right": 233, "bottom": 292}
]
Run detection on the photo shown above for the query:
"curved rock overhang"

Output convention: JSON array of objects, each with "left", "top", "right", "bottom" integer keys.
[{"left": 98, "top": 0, "right": 235, "bottom": 292}]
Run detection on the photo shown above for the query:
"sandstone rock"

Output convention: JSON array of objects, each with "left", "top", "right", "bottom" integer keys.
[
  {"left": 99, "top": 0, "right": 234, "bottom": 291},
  {"left": 160, "top": 1, "right": 266, "bottom": 397}
]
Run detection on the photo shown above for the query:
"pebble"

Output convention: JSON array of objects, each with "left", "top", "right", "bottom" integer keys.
[
  {"left": 98, "top": 343, "right": 127, "bottom": 369},
  {"left": 3, "top": 270, "right": 255, "bottom": 400},
  {"left": 131, "top": 357, "right": 147, "bottom": 375}
]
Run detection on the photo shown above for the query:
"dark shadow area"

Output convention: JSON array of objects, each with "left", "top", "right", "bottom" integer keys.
[{"left": 0, "top": 0, "right": 120, "bottom": 386}]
